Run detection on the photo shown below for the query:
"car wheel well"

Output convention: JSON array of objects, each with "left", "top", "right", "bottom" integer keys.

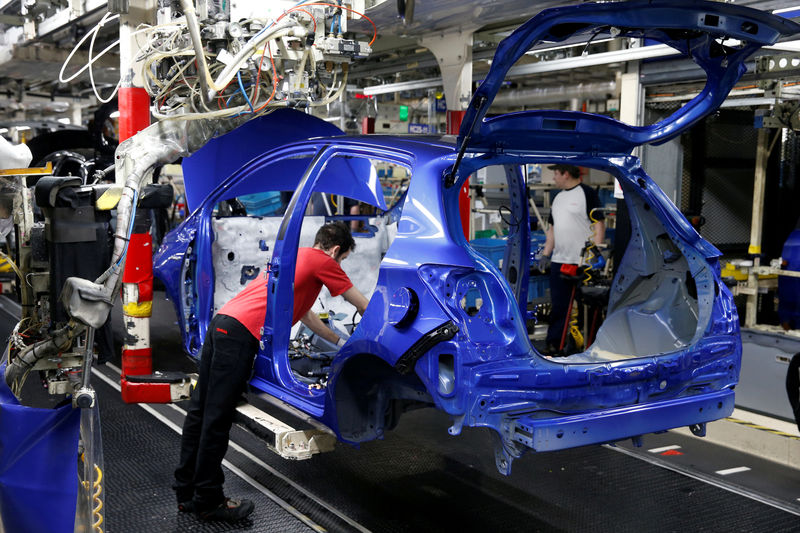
[{"left": 334, "top": 353, "right": 432, "bottom": 442}]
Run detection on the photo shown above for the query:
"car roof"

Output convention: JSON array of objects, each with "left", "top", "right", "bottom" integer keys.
[
  {"left": 306, "top": 133, "right": 457, "bottom": 156},
  {"left": 183, "top": 112, "right": 456, "bottom": 212}
]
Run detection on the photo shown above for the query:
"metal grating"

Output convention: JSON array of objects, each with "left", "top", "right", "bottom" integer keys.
[
  {"left": 698, "top": 167, "right": 754, "bottom": 246},
  {"left": 699, "top": 113, "right": 758, "bottom": 247},
  {"left": 704, "top": 114, "right": 758, "bottom": 159},
  {"left": 682, "top": 150, "right": 693, "bottom": 211},
  {"left": 781, "top": 129, "right": 798, "bottom": 192}
]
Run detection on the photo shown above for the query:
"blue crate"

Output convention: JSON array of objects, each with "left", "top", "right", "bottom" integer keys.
[
  {"left": 530, "top": 231, "right": 546, "bottom": 263},
  {"left": 238, "top": 191, "right": 284, "bottom": 216},
  {"left": 472, "top": 234, "right": 548, "bottom": 269},
  {"left": 528, "top": 274, "right": 549, "bottom": 302},
  {"left": 598, "top": 187, "right": 616, "bottom": 208},
  {"left": 470, "top": 238, "right": 506, "bottom": 268}
]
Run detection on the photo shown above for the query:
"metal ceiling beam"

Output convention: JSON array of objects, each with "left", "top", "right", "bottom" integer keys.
[
  {"left": 0, "top": 41, "right": 119, "bottom": 84},
  {"left": 361, "top": 43, "right": 681, "bottom": 96},
  {"left": 350, "top": 47, "right": 499, "bottom": 81},
  {"left": 0, "top": 14, "right": 23, "bottom": 25}
]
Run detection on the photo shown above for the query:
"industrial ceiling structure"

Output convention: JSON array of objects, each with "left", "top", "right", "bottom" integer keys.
[{"left": 1, "top": 0, "right": 799, "bottom": 128}]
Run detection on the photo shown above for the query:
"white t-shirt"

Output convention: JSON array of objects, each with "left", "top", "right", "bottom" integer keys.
[{"left": 549, "top": 183, "right": 603, "bottom": 264}]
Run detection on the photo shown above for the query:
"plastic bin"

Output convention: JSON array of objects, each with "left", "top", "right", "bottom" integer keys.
[
  {"left": 530, "top": 231, "right": 546, "bottom": 264},
  {"left": 474, "top": 229, "right": 497, "bottom": 239},
  {"left": 528, "top": 274, "right": 549, "bottom": 302},
  {"left": 470, "top": 237, "right": 506, "bottom": 268},
  {"left": 238, "top": 191, "right": 284, "bottom": 216}
]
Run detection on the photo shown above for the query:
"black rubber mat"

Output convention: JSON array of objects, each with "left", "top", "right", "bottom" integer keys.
[
  {"left": 227, "top": 407, "right": 800, "bottom": 533},
  {"left": 93, "top": 374, "right": 313, "bottom": 533}
]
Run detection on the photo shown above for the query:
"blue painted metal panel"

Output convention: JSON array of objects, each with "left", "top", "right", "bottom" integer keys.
[
  {"left": 515, "top": 389, "right": 734, "bottom": 451},
  {"left": 182, "top": 109, "right": 343, "bottom": 213},
  {"left": 153, "top": 215, "right": 201, "bottom": 355}
]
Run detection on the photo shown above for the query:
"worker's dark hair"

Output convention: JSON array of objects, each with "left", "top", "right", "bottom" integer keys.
[
  {"left": 547, "top": 163, "right": 581, "bottom": 180},
  {"left": 314, "top": 221, "right": 355, "bottom": 258}
]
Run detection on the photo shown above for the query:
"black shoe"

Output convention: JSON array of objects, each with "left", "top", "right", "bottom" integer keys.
[
  {"left": 177, "top": 500, "right": 195, "bottom": 513},
  {"left": 198, "top": 498, "right": 255, "bottom": 522}
]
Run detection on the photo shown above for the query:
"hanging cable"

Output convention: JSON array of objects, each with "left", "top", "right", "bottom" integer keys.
[
  {"left": 0, "top": 250, "right": 25, "bottom": 284},
  {"left": 89, "top": 12, "right": 120, "bottom": 103}
]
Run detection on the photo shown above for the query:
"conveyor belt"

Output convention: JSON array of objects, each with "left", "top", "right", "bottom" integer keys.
[{"left": 3, "top": 293, "right": 800, "bottom": 531}]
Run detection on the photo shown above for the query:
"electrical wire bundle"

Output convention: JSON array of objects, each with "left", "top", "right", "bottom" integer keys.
[{"left": 59, "top": 1, "right": 377, "bottom": 122}]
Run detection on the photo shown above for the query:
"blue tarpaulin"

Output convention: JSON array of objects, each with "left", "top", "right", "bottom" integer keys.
[{"left": 0, "top": 364, "right": 81, "bottom": 533}]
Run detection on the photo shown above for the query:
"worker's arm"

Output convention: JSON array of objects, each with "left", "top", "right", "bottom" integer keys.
[
  {"left": 341, "top": 286, "right": 369, "bottom": 316},
  {"left": 543, "top": 224, "right": 555, "bottom": 257},
  {"left": 592, "top": 219, "right": 606, "bottom": 247},
  {"left": 300, "top": 309, "right": 341, "bottom": 345}
]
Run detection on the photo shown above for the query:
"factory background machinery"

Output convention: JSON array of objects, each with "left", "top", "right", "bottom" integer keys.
[{"left": 0, "top": 1, "right": 799, "bottom": 531}]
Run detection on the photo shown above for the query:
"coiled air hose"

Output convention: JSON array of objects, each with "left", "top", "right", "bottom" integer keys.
[{"left": 80, "top": 455, "right": 104, "bottom": 533}]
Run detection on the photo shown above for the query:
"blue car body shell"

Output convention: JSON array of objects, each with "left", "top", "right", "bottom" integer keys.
[{"left": 153, "top": 1, "right": 800, "bottom": 473}]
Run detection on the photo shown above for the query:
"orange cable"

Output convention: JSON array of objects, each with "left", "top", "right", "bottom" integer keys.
[{"left": 253, "top": 44, "right": 278, "bottom": 112}]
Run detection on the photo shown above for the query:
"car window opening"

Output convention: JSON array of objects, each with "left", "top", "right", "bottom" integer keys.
[
  {"left": 466, "top": 163, "right": 707, "bottom": 364},
  {"left": 209, "top": 154, "right": 410, "bottom": 389},
  {"left": 287, "top": 156, "right": 410, "bottom": 388}
]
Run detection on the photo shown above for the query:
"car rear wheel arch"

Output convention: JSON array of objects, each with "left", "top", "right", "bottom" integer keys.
[{"left": 333, "top": 353, "right": 433, "bottom": 442}]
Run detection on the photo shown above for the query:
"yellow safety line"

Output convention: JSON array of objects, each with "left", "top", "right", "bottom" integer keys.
[{"left": 726, "top": 417, "right": 800, "bottom": 440}]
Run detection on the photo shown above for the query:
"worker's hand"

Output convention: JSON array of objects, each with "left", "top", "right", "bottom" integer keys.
[
  {"left": 584, "top": 245, "right": 606, "bottom": 271},
  {"left": 337, "top": 337, "right": 347, "bottom": 347},
  {"left": 536, "top": 254, "right": 551, "bottom": 273}
]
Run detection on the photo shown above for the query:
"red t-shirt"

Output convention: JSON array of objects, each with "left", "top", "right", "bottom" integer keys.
[{"left": 217, "top": 247, "right": 353, "bottom": 339}]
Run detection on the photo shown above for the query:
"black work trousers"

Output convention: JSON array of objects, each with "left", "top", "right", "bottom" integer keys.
[
  {"left": 174, "top": 314, "right": 258, "bottom": 510},
  {"left": 546, "top": 262, "right": 576, "bottom": 350}
]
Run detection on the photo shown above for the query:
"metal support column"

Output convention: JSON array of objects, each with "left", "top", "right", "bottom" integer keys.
[
  {"left": 745, "top": 128, "right": 770, "bottom": 327},
  {"left": 420, "top": 30, "right": 475, "bottom": 239}
]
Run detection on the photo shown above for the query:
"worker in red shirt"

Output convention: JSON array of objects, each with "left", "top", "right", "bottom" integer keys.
[{"left": 174, "top": 222, "right": 369, "bottom": 522}]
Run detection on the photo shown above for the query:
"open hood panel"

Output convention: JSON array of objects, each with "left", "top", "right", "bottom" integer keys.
[{"left": 458, "top": 0, "right": 800, "bottom": 156}]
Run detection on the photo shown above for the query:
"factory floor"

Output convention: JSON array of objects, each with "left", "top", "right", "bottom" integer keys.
[{"left": 4, "top": 291, "right": 800, "bottom": 531}]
